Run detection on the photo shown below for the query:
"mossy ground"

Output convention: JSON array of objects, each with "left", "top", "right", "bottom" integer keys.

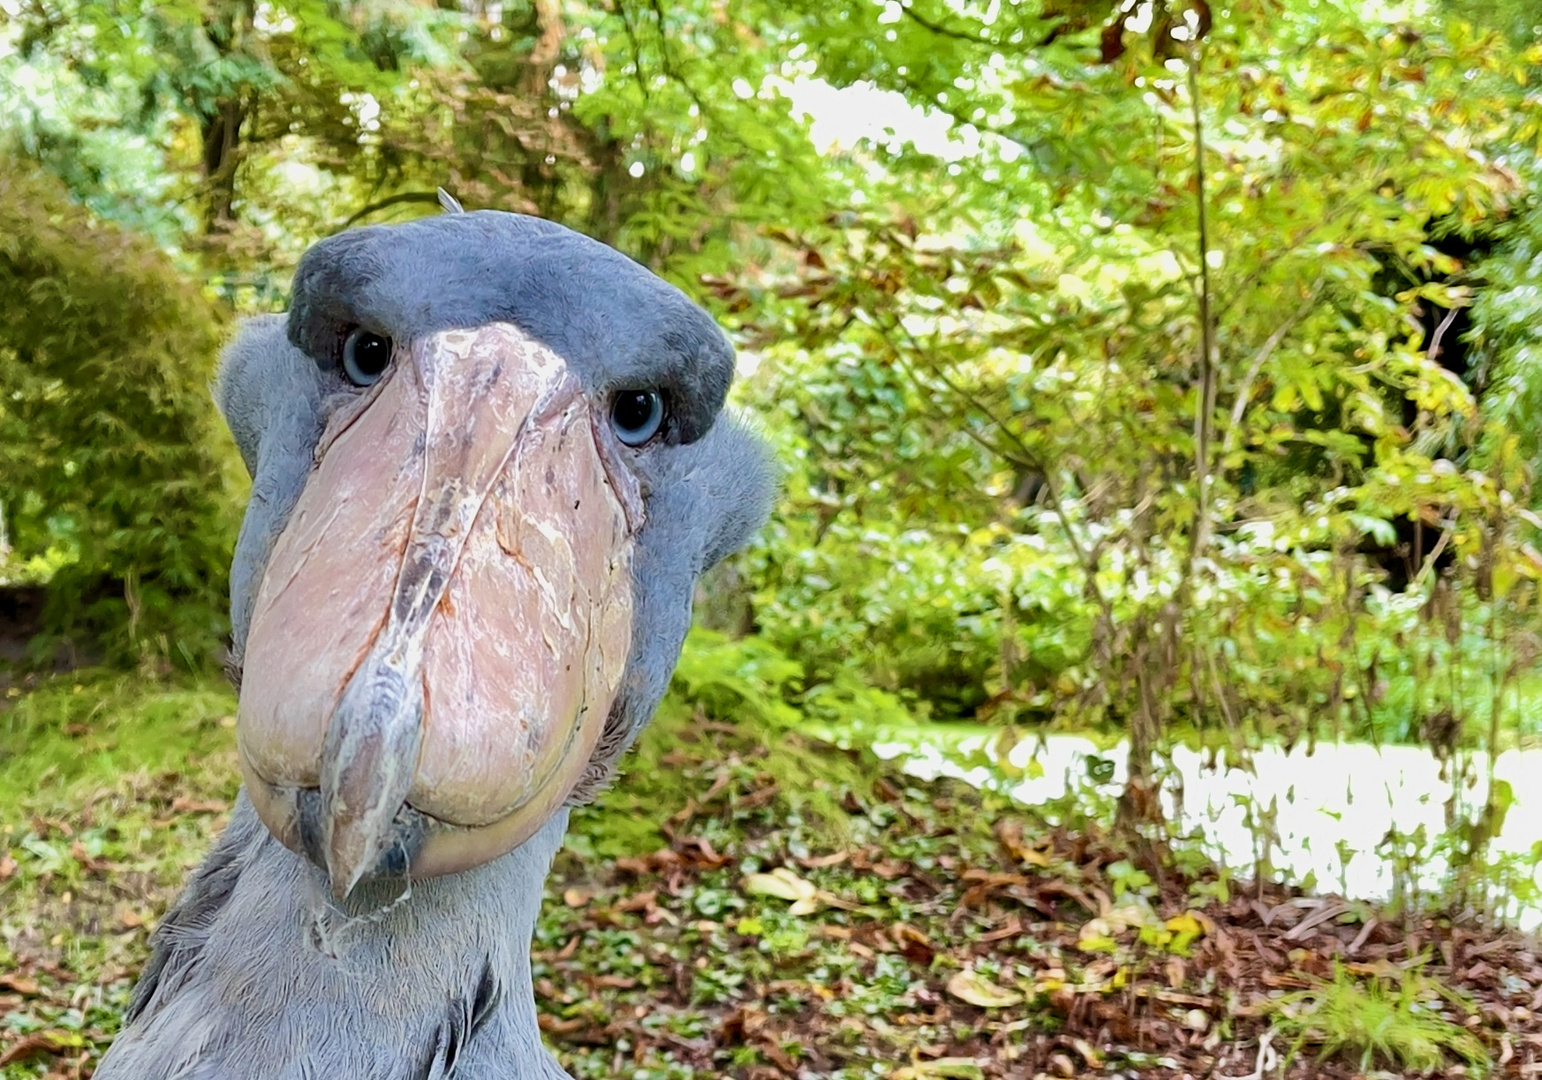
[{"left": 1, "top": 672, "right": 1539, "bottom": 1079}]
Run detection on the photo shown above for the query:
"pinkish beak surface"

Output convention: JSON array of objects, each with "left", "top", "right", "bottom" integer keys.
[{"left": 236, "top": 323, "right": 640, "bottom": 898}]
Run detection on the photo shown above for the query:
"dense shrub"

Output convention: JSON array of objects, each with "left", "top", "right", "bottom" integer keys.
[{"left": 0, "top": 161, "right": 239, "bottom": 667}]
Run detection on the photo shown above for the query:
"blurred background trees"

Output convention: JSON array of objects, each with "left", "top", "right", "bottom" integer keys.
[{"left": 2, "top": 0, "right": 1540, "bottom": 885}]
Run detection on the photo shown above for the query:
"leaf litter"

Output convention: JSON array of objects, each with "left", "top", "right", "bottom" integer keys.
[{"left": 0, "top": 719, "right": 1538, "bottom": 1079}]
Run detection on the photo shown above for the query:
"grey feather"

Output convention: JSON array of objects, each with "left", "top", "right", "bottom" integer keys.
[
  {"left": 100, "top": 799, "right": 569, "bottom": 1079},
  {"left": 211, "top": 316, "right": 330, "bottom": 671},
  {"left": 573, "top": 415, "right": 778, "bottom": 798},
  {"left": 286, "top": 211, "right": 735, "bottom": 445}
]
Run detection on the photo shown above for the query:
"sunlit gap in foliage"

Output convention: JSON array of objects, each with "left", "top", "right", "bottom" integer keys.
[{"left": 830, "top": 722, "right": 1542, "bottom": 931}]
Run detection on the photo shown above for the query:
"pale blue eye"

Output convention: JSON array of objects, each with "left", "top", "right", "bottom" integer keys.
[
  {"left": 611, "top": 390, "right": 666, "bottom": 445},
  {"left": 342, "top": 330, "right": 392, "bottom": 386}
]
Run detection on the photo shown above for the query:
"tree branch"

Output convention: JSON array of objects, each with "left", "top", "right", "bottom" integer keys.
[
  {"left": 1221, "top": 280, "right": 1326, "bottom": 458},
  {"left": 342, "top": 191, "right": 446, "bottom": 227},
  {"left": 648, "top": 0, "right": 714, "bottom": 120},
  {"left": 1426, "top": 302, "right": 1463, "bottom": 363},
  {"left": 876, "top": 314, "right": 1109, "bottom": 611},
  {"left": 898, "top": 4, "right": 989, "bottom": 43},
  {"left": 1186, "top": 47, "right": 1217, "bottom": 571},
  {"left": 617, "top": 0, "right": 651, "bottom": 98}
]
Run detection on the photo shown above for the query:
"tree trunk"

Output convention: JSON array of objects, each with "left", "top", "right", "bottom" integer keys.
[{"left": 201, "top": 97, "right": 247, "bottom": 233}]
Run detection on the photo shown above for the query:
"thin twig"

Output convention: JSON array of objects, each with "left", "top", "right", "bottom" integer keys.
[
  {"left": 879, "top": 315, "right": 1104, "bottom": 598},
  {"left": 1221, "top": 281, "right": 1326, "bottom": 457},
  {"left": 1406, "top": 517, "right": 1455, "bottom": 595},
  {"left": 1186, "top": 46, "right": 1217, "bottom": 570},
  {"left": 649, "top": 0, "right": 715, "bottom": 122},
  {"left": 1426, "top": 302, "right": 1463, "bottom": 363},
  {"left": 616, "top": 0, "right": 652, "bottom": 98},
  {"left": 342, "top": 191, "right": 444, "bottom": 227},
  {"left": 1213, "top": 198, "right": 1360, "bottom": 324},
  {"left": 1217, "top": 1028, "right": 1278, "bottom": 1080},
  {"left": 899, "top": 4, "right": 988, "bottom": 43}
]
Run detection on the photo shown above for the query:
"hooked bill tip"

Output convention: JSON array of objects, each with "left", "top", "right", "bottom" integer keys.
[{"left": 321, "top": 658, "right": 424, "bottom": 900}]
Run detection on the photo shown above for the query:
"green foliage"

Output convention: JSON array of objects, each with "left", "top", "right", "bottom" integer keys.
[
  {"left": 0, "top": 162, "right": 239, "bottom": 667},
  {"left": 1443, "top": 0, "right": 1541, "bottom": 49},
  {"left": 3, "top": 0, "right": 844, "bottom": 290},
  {"left": 722, "top": 2, "right": 1542, "bottom": 796},
  {"left": 0, "top": 672, "right": 238, "bottom": 824},
  {"left": 1267, "top": 959, "right": 1491, "bottom": 1075},
  {"left": 1472, "top": 186, "right": 1542, "bottom": 473},
  {"left": 585, "top": 628, "right": 909, "bottom": 855},
  {"left": 3, "top": 0, "right": 1542, "bottom": 922},
  {"left": 18, "top": 666, "right": 1531, "bottom": 1079}
]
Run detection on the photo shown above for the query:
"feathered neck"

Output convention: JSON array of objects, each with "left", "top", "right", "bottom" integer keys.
[{"left": 96, "top": 795, "right": 571, "bottom": 1080}]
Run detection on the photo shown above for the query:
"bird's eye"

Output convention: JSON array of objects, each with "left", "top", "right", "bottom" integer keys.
[
  {"left": 610, "top": 389, "right": 666, "bottom": 446},
  {"left": 342, "top": 330, "right": 393, "bottom": 387}
]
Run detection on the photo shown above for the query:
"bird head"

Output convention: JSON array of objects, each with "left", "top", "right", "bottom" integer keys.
[{"left": 215, "top": 210, "right": 773, "bottom": 901}]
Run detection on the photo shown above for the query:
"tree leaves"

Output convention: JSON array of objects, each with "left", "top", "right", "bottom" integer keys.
[{"left": 3, "top": 0, "right": 1540, "bottom": 854}]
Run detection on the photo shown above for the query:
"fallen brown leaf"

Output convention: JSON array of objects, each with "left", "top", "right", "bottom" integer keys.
[
  {"left": 675, "top": 836, "right": 728, "bottom": 868},
  {"left": 945, "top": 968, "right": 1024, "bottom": 1008},
  {"left": 892, "top": 922, "right": 935, "bottom": 964},
  {"left": 0, "top": 973, "right": 39, "bottom": 995},
  {"left": 979, "top": 918, "right": 1027, "bottom": 944},
  {"left": 614, "top": 849, "right": 684, "bottom": 875},
  {"left": 0, "top": 1033, "right": 66, "bottom": 1067},
  {"left": 796, "top": 850, "right": 850, "bottom": 869},
  {"left": 616, "top": 889, "right": 659, "bottom": 913}
]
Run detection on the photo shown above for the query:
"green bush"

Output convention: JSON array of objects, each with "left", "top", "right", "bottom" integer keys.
[{"left": 0, "top": 161, "right": 239, "bottom": 668}]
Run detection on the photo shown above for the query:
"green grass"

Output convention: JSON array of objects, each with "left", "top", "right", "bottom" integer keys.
[
  {"left": 1266, "top": 959, "right": 1492, "bottom": 1075},
  {"left": 0, "top": 671, "right": 239, "bottom": 815},
  {"left": 0, "top": 671, "right": 243, "bottom": 1069},
  {"left": 0, "top": 666, "right": 1523, "bottom": 1079}
]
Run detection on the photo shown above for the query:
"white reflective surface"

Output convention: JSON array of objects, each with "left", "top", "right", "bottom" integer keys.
[{"left": 870, "top": 729, "right": 1542, "bottom": 929}]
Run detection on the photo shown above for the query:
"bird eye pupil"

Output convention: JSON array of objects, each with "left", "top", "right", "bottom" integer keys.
[
  {"left": 611, "top": 390, "right": 665, "bottom": 446},
  {"left": 353, "top": 334, "right": 389, "bottom": 374},
  {"left": 342, "top": 329, "right": 393, "bottom": 387},
  {"left": 615, "top": 392, "right": 651, "bottom": 429}
]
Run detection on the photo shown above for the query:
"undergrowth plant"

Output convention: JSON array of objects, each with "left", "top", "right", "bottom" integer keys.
[
  {"left": 3, "top": 0, "right": 1542, "bottom": 940},
  {"left": 601, "top": 628, "right": 903, "bottom": 852},
  {"left": 1265, "top": 959, "right": 1491, "bottom": 1076}
]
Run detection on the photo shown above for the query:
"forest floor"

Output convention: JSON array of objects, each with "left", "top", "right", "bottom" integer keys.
[{"left": 0, "top": 671, "right": 1538, "bottom": 1079}]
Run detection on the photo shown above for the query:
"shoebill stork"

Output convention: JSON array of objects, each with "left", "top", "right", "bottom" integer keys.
[{"left": 95, "top": 205, "right": 773, "bottom": 1079}]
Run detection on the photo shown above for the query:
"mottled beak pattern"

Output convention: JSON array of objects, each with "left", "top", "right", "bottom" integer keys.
[{"left": 237, "top": 324, "right": 640, "bottom": 897}]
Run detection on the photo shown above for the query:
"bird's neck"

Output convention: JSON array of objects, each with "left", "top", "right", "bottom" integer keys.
[{"left": 97, "top": 794, "right": 570, "bottom": 1080}]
